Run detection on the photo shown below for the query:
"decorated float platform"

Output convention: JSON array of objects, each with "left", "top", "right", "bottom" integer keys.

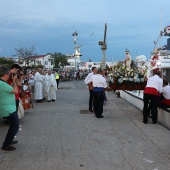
[
  {"left": 109, "top": 79, "right": 146, "bottom": 91},
  {"left": 107, "top": 43, "right": 170, "bottom": 130},
  {"left": 108, "top": 65, "right": 147, "bottom": 91}
]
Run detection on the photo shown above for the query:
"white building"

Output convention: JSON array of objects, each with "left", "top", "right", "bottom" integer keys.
[
  {"left": 65, "top": 53, "right": 114, "bottom": 70},
  {"left": 22, "top": 55, "right": 54, "bottom": 70},
  {"left": 78, "top": 61, "right": 114, "bottom": 70},
  {"left": 65, "top": 54, "right": 81, "bottom": 70},
  {"left": 20, "top": 54, "right": 114, "bottom": 71}
]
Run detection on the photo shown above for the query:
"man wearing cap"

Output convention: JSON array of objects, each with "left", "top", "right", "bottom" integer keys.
[
  {"left": 87, "top": 68, "right": 109, "bottom": 118},
  {"left": 0, "top": 66, "right": 19, "bottom": 151},
  {"left": 143, "top": 70, "right": 163, "bottom": 124}
]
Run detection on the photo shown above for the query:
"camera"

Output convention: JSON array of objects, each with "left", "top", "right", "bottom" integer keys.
[
  {"left": 11, "top": 73, "right": 20, "bottom": 79},
  {"left": 23, "top": 70, "right": 27, "bottom": 75}
]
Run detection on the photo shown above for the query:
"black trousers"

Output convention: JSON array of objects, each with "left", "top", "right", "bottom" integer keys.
[
  {"left": 89, "top": 90, "right": 94, "bottom": 110},
  {"left": 56, "top": 79, "right": 59, "bottom": 88},
  {"left": 16, "top": 99, "right": 19, "bottom": 112},
  {"left": 93, "top": 92, "right": 104, "bottom": 117},
  {"left": 3, "top": 111, "right": 19, "bottom": 147},
  {"left": 143, "top": 94, "right": 159, "bottom": 123}
]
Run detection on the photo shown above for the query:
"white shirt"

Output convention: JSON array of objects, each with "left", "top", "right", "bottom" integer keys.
[
  {"left": 28, "top": 74, "right": 35, "bottom": 85},
  {"left": 84, "top": 72, "right": 95, "bottom": 84},
  {"left": 34, "top": 72, "right": 43, "bottom": 82},
  {"left": 162, "top": 85, "right": 170, "bottom": 99},
  {"left": 45, "top": 74, "right": 57, "bottom": 92},
  {"left": 146, "top": 75, "right": 163, "bottom": 92},
  {"left": 23, "top": 85, "right": 29, "bottom": 91},
  {"left": 87, "top": 74, "right": 107, "bottom": 88}
]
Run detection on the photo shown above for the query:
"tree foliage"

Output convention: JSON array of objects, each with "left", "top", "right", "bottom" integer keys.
[
  {"left": 51, "top": 52, "right": 69, "bottom": 68},
  {"left": 14, "top": 45, "right": 37, "bottom": 66},
  {"left": 31, "top": 64, "right": 43, "bottom": 68},
  {"left": 0, "top": 57, "right": 14, "bottom": 68}
]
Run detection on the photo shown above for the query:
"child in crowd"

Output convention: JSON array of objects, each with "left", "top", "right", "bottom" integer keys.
[{"left": 20, "top": 80, "right": 32, "bottom": 110}]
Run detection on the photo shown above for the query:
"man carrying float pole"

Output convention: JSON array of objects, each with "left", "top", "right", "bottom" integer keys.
[
  {"left": 84, "top": 67, "right": 97, "bottom": 112},
  {"left": 87, "top": 68, "right": 110, "bottom": 118},
  {"left": 143, "top": 70, "right": 163, "bottom": 124}
]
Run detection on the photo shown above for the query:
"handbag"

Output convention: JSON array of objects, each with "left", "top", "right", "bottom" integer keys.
[
  {"left": 88, "top": 82, "right": 93, "bottom": 90},
  {"left": 18, "top": 99, "right": 24, "bottom": 118}
]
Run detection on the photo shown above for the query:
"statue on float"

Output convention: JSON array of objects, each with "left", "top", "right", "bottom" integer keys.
[{"left": 125, "top": 49, "right": 132, "bottom": 69}]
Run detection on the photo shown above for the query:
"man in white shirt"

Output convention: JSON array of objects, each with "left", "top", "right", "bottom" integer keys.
[
  {"left": 84, "top": 67, "right": 97, "bottom": 112},
  {"left": 87, "top": 68, "right": 108, "bottom": 118},
  {"left": 162, "top": 81, "right": 170, "bottom": 99},
  {"left": 45, "top": 70, "right": 57, "bottom": 102},
  {"left": 159, "top": 80, "right": 170, "bottom": 108},
  {"left": 143, "top": 70, "right": 163, "bottom": 124}
]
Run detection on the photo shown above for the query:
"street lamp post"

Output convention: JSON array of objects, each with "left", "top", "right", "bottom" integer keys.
[{"left": 72, "top": 31, "right": 78, "bottom": 71}]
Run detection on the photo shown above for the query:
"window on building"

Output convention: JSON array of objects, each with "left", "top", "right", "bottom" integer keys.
[
  {"left": 45, "top": 61, "right": 48, "bottom": 65},
  {"left": 36, "top": 60, "right": 41, "bottom": 65}
]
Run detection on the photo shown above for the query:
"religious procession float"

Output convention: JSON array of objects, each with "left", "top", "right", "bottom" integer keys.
[
  {"left": 108, "top": 25, "right": 170, "bottom": 129},
  {"left": 108, "top": 49, "right": 147, "bottom": 91}
]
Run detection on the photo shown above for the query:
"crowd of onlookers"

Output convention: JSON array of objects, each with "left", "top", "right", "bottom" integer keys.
[
  {"left": 11, "top": 69, "right": 90, "bottom": 96},
  {"left": 17, "top": 69, "right": 91, "bottom": 105},
  {"left": 22, "top": 69, "right": 89, "bottom": 84},
  {"left": 57, "top": 70, "right": 89, "bottom": 81}
]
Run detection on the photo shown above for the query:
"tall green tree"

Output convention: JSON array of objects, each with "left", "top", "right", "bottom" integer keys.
[
  {"left": 51, "top": 52, "right": 69, "bottom": 68},
  {"left": 14, "top": 45, "right": 37, "bottom": 66},
  {"left": 0, "top": 57, "right": 14, "bottom": 68}
]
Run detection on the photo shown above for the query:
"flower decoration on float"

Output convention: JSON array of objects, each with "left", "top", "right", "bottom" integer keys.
[{"left": 107, "top": 65, "right": 147, "bottom": 89}]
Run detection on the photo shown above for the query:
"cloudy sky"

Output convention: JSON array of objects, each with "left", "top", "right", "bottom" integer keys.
[{"left": 0, "top": 0, "right": 170, "bottom": 61}]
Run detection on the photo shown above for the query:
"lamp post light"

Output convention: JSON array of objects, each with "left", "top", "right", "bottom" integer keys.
[
  {"left": 157, "top": 61, "right": 161, "bottom": 67},
  {"left": 72, "top": 31, "right": 78, "bottom": 71},
  {"left": 74, "top": 54, "right": 76, "bottom": 71},
  {"left": 157, "top": 61, "right": 162, "bottom": 73}
]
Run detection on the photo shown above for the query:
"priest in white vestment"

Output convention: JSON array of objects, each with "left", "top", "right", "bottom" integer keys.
[
  {"left": 45, "top": 70, "right": 57, "bottom": 102},
  {"left": 40, "top": 70, "right": 46, "bottom": 100},
  {"left": 34, "top": 69, "right": 44, "bottom": 102}
]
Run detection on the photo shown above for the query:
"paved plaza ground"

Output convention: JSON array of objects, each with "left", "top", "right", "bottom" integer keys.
[{"left": 0, "top": 80, "right": 170, "bottom": 170}]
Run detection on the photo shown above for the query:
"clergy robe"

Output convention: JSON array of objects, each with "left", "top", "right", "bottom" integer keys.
[
  {"left": 34, "top": 72, "right": 43, "bottom": 100},
  {"left": 45, "top": 74, "right": 57, "bottom": 101}
]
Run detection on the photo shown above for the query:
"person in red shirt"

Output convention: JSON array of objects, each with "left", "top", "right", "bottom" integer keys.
[
  {"left": 84, "top": 67, "right": 97, "bottom": 112},
  {"left": 8, "top": 64, "right": 24, "bottom": 113},
  {"left": 143, "top": 70, "right": 163, "bottom": 124}
]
